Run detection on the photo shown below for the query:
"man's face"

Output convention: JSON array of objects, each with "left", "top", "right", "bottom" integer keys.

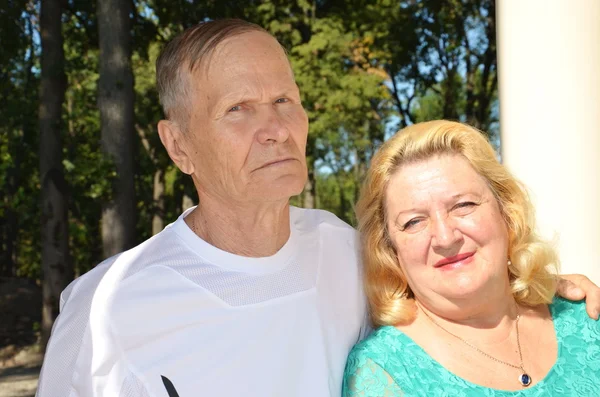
[{"left": 181, "top": 31, "right": 308, "bottom": 204}]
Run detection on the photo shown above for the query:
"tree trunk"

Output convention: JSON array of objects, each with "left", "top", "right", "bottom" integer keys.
[
  {"left": 2, "top": 11, "right": 37, "bottom": 278},
  {"left": 97, "top": 0, "right": 136, "bottom": 257},
  {"left": 182, "top": 193, "right": 195, "bottom": 212},
  {"left": 338, "top": 177, "right": 347, "bottom": 221},
  {"left": 442, "top": 68, "right": 460, "bottom": 121},
  {"left": 136, "top": 125, "right": 165, "bottom": 235},
  {"left": 152, "top": 169, "right": 165, "bottom": 235},
  {"left": 302, "top": 168, "right": 316, "bottom": 209},
  {"left": 0, "top": 211, "right": 17, "bottom": 277},
  {"left": 353, "top": 147, "right": 367, "bottom": 220},
  {"left": 39, "top": 0, "right": 72, "bottom": 351}
]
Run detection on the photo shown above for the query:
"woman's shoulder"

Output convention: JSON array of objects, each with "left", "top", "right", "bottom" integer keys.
[
  {"left": 344, "top": 326, "right": 418, "bottom": 396},
  {"left": 348, "top": 326, "right": 400, "bottom": 360},
  {"left": 551, "top": 296, "right": 600, "bottom": 339},
  {"left": 345, "top": 325, "right": 417, "bottom": 374},
  {"left": 344, "top": 326, "right": 475, "bottom": 396},
  {"left": 549, "top": 297, "right": 600, "bottom": 393},
  {"left": 345, "top": 325, "right": 429, "bottom": 379},
  {"left": 551, "top": 296, "right": 590, "bottom": 321}
]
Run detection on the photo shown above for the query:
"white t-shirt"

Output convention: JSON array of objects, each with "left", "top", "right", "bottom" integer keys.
[{"left": 36, "top": 206, "right": 368, "bottom": 397}]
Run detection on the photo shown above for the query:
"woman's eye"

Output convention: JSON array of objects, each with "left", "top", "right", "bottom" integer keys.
[
  {"left": 456, "top": 202, "right": 476, "bottom": 208},
  {"left": 274, "top": 97, "right": 289, "bottom": 104},
  {"left": 453, "top": 201, "right": 479, "bottom": 214},
  {"left": 401, "top": 218, "right": 422, "bottom": 231},
  {"left": 228, "top": 105, "right": 242, "bottom": 112}
]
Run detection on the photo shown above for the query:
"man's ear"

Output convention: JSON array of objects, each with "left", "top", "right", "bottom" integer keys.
[{"left": 157, "top": 120, "right": 195, "bottom": 175}]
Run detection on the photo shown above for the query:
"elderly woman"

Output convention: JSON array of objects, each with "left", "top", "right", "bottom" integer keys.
[{"left": 343, "top": 120, "right": 600, "bottom": 396}]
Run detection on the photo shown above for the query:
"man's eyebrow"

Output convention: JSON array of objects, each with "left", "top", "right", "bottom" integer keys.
[
  {"left": 210, "top": 91, "right": 254, "bottom": 112},
  {"left": 274, "top": 87, "right": 302, "bottom": 99}
]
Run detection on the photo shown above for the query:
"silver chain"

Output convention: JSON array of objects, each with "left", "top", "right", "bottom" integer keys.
[{"left": 418, "top": 302, "right": 526, "bottom": 373}]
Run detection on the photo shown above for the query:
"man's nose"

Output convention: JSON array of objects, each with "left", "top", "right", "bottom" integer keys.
[
  {"left": 256, "top": 104, "right": 290, "bottom": 144},
  {"left": 430, "top": 214, "right": 462, "bottom": 249}
]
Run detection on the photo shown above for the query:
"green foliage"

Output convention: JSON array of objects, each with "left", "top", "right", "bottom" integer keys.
[
  {"left": 60, "top": 9, "right": 109, "bottom": 275},
  {"left": 2, "top": 0, "right": 499, "bottom": 280},
  {"left": 316, "top": 171, "right": 359, "bottom": 225},
  {"left": 249, "top": 5, "right": 391, "bottom": 222},
  {"left": 0, "top": 1, "right": 41, "bottom": 278}
]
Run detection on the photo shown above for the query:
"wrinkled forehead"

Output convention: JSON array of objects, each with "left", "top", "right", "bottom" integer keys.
[
  {"left": 191, "top": 31, "right": 293, "bottom": 80},
  {"left": 384, "top": 154, "right": 487, "bottom": 204}
]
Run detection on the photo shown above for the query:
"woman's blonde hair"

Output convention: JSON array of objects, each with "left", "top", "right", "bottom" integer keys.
[{"left": 356, "top": 120, "right": 559, "bottom": 327}]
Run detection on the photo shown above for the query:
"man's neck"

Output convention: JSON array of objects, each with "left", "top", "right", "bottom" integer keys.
[{"left": 185, "top": 196, "right": 292, "bottom": 257}]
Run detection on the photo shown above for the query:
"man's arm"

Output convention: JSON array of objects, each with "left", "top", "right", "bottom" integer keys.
[
  {"left": 36, "top": 281, "right": 90, "bottom": 396},
  {"left": 557, "top": 274, "right": 600, "bottom": 319},
  {"left": 36, "top": 260, "right": 114, "bottom": 396}
]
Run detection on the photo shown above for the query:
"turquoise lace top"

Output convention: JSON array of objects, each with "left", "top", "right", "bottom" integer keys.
[{"left": 343, "top": 298, "right": 600, "bottom": 396}]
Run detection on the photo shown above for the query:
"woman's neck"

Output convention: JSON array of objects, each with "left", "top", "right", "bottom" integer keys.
[{"left": 415, "top": 290, "right": 519, "bottom": 345}]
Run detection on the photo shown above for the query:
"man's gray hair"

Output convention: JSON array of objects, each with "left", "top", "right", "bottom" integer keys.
[{"left": 156, "top": 19, "right": 269, "bottom": 127}]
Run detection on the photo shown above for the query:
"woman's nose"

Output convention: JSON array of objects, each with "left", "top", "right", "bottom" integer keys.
[{"left": 430, "top": 214, "right": 462, "bottom": 249}]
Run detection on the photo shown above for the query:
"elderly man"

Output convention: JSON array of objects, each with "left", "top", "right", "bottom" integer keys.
[{"left": 37, "top": 19, "right": 600, "bottom": 397}]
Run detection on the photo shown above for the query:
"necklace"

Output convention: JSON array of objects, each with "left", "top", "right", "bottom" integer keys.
[{"left": 417, "top": 302, "right": 532, "bottom": 387}]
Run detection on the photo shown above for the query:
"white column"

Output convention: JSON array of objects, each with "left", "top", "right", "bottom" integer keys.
[{"left": 497, "top": 0, "right": 600, "bottom": 284}]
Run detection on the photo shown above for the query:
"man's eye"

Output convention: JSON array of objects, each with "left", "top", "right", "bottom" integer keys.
[
  {"left": 274, "top": 98, "right": 289, "bottom": 104},
  {"left": 228, "top": 105, "right": 242, "bottom": 112}
]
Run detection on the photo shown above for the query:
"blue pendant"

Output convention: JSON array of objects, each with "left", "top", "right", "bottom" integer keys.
[{"left": 519, "top": 373, "right": 532, "bottom": 387}]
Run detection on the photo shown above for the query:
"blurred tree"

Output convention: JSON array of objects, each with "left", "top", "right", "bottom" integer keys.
[
  {"left": 97, "top": 0, "right": 137, "bottom": 256},
  {"left": 132, "top": 41, "right": 171, "bottom": 236},
  {"left": 342, "top": 0, "right": 497, "bottom": 136},
  {"left": 242, "top": 1, "right": 390, "bottom": 218},
  {"left": 38, "top": 0, "right": 72, "bottom": 349},
  {"left": 0, "top": 0, "right": 502, "bottom": 338},
  {"left": 407, "top": 0, "right": 497, "bottom": 133},
  {"left": 0, "top": 0, "right": 40, "bottom": 278},
  {"left": 292, "top": 16, "right": 390, "bottom": 214},
  {"left": 61, "top": 3, "right": 109, "bottom": 277},
  {"left": 396, "top": 0, "right": 497, "bottom": 133}
]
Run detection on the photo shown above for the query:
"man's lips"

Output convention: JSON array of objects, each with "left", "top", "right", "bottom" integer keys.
[
  {"left": 255, "top": 157, "right": 297, "bottom": 170},
  {"left": 434, "top": 251, "right": 475, "bottom": 268}
]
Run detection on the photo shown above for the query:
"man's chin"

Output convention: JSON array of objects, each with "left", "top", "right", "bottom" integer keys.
[{"left": 249, "top": 176, "right": 307, "bottom": 203}]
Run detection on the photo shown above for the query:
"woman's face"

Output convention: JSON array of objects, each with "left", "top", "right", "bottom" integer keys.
[{"left": 385, "top": 154, "right": 510, "bottom": 305}]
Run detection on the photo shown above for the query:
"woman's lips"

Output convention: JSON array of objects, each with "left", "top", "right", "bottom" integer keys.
[{"left": 434, "top": 251, "right": 476, "bottom": 269}]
